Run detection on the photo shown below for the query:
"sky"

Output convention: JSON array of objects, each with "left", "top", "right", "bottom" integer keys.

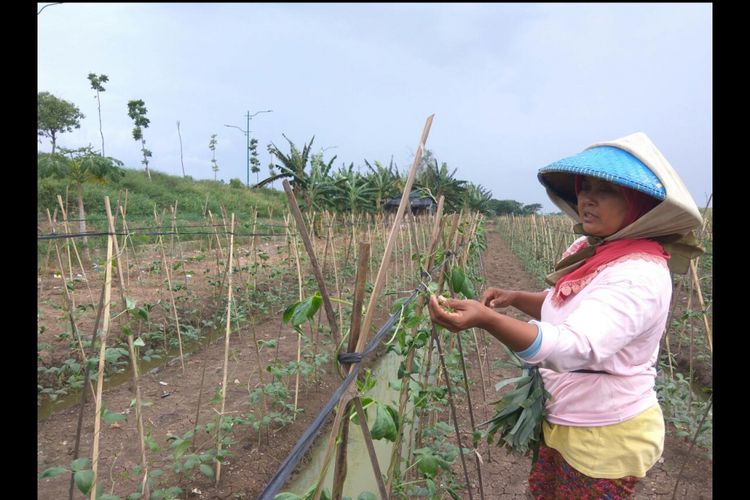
[{"left": 37, "top": 3, "right": 712, "bottom": 213}]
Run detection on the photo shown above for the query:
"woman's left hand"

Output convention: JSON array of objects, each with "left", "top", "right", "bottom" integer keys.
[{"left": 428, "top": 295, "right": 488, "bottom": 332}]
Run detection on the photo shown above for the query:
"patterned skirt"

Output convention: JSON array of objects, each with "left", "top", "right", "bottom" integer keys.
[{"left": 528, "top": 441, "right": 640, "bottom": 499}]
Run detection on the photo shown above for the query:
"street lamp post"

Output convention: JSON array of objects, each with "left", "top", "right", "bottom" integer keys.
[{"left": 224, "top": 109, "right": 272, "bottom": 187}]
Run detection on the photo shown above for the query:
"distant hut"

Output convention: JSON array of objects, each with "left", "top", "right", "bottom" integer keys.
[{"left": 383, "top": 190, "right": 437, "bottom": 215}]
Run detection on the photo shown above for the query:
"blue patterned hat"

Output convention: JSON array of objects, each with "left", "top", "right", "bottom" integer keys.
[{"left": 538, "top": 145, "right": 666, "bottom": 205}]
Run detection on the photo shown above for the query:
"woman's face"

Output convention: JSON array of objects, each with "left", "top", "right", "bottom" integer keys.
[{"left": 576, "top": 176, "right": 629, "bottom": 237}]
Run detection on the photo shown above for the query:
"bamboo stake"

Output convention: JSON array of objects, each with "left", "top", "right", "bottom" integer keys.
[
  {"left": 388, "top": 196, "right": 445, "bottom": 492},
  {"left": 454, "top": 329, "right": 485, "bottom": 500},
  {"left": 118, "top": 191, "right": 130, "bottom": 288},
  {"left": 690, "top": 256, "right": 712, "bottom": 353},
  {"left": 353, "top": 397, "right": 389, "bottom": 499},
  {"left": 251, "top": 207, "right": 259, "bottom": 291},
  {"left": 171, "top": 202, "right": 191, "bottom": 292},
  {"left": 39, "top": 208, "right": 58, "bottom": 292},
  {"left": 215, "top": 214, "right": 235, "bottom": 485},
  {"left": 291, "top": 230, "right": 304, "bottom": 416},
  {"left": 312, "top": 114, "right": 435, "bottom": 500},
  {"left": 431, "top": 325, "right": 474, "bottom": 500},
  {"left": 57, "top": 194, "right": 75, "bottom": 281},
  {"left": 283, "top": 179, "right": 341, "bottom": 346},
  {"left": 67, "top": 278, "right": 106, "bottom": 500},
  {"left": 170, "top": 200, "right": 177, "bottom": 254},
  {"left": 332, "top": 242, "right": 370, "bottom": 500},
  {"left": 328, "top": 214, "right": 344, "bottom": 343},
  {"left": 104, "top": 197, "right": 150, "bottom": 498},
  {"left": 46, "top": 210, "right": 94, "bottom": 399},
  {"left": 154, "top": 207, "right": 185, "bottom": 372},
  {"left": 56, "top": 195, "right": 94, "bottom": 303},
  {"left": 192, "top": 361, "right": 207, "bottom": 452},
  {"left": 89, "top": 197, "right": 115, "bottom": 500},
  {"left": 118, "top": 204, "right": 146, "bottom": 297}
]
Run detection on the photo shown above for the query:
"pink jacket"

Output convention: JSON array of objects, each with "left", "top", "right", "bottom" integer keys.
[{"left": 523, "top": 253, "right": 672, "bottom": 426}]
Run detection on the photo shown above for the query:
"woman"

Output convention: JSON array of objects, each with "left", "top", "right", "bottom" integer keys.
[{"left": 428, "top": 132, "right": 704, "bottom": 498}]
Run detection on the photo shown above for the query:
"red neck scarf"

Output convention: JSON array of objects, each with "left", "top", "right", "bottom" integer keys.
[{"left": 552, "top": 177, "right": 669, "bottom": 305}]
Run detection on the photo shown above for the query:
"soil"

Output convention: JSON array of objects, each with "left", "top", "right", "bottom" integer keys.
[{"left": 37, "top": 221, "right": 713, "bottom": 499}]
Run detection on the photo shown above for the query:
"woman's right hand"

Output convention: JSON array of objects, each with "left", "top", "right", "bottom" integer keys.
[{"left": 479, "top": 287, "right": 517, "bottom": 309}]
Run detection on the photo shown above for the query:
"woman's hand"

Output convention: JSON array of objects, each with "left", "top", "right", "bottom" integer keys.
[
  {"left": 428, "top": 295, "right": 488, "bottom": 332},
  {"left": 479, "top": 287, "right": 517, "bottom": 309}
]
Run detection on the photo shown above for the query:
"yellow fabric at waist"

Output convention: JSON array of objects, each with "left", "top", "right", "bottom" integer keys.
[{"left": 542, "top": 403, "right": 664, "bottom": 479}]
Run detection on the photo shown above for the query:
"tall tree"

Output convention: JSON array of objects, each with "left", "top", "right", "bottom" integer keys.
[
  {"left": 87, "top": 73, "right": 109, "bottom": 156},
  {"left": 127, "top": 99, "right": 152, "bottom": 180},
  {"left": 249, "top": 137, "right": 260, "bottom": 184},
  {"left": 209, "top": 134, "right": 219, "bottom": 180},
  {"left": 37, "top": 92, "right": 85, "bottom": 154}
]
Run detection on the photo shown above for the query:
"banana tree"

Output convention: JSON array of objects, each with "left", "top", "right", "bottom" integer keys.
[
  {"left": 463, "top": 182, "right": 494, "bottom": 215},
  {"left": 255, "top": 135, "right": 315, "bottom": 206},
  {"left": 364, "top": 158, "right": 401, "bottom": 212},
  {"left": 416, "top": 159, "right": 467, "bottom": 213}
]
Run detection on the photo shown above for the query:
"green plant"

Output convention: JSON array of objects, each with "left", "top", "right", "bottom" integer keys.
[
  {"left": 482, "top": 348, "right": 549, "bottom": 461},
  {"left": 39, "top": 457, "right": 98, "bottom": 497}
]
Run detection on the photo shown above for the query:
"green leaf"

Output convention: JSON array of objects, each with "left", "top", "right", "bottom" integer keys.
[
  {"left": 199, "top": 463, "right": 215, "bottom": 478},
  {"left": 494, "top": 375, "right": 531, "bottom": 392},
  {"left": 102, "top": 408, "right": 127, "bottom": 424},
  {"left": 385, "top": 404, "right": 400, "bottom": 434},
  {"left": 134, "top": 337, "right": 146, "bottom": 347},
  {"left": 74, "top": 469, "right": 94, "bottom": 495},
  {"left": 145, "top": 433, "right": 161, "bottom": 453},
  {"left": 170, "top": 438, "right": 192, "bottom": 460},
  {"left": 71, "top": 457, "right": 91, "bottom": 471},
  {"left": 370, "top": 404, "right": 397, "bottom": 442},
  {"left": 289, "top": 293, "right": 323, "bottom": 327},
  {"left": 273, "top": 494, "right": 301, "bottom": 500},
  {"left": 417, "top": 452, "right": 440, "bottom": 477},
  {"left": 357, "top": 492, "right": 377, "bottom": 500},
  {"left": 40, "top": 466, "right": 68, "bottom": 478},
  {"left": 136, "top": 307, "right": 149, "bottom": 321},
  {"left": 282, "top": 301, "right": 299, "bottom": 324},
  {"left": 125, "top": 296, "right": 137, "bottom": 310},
  {"left": 258, "top": 339, "right": 278, "bottom": 350}
]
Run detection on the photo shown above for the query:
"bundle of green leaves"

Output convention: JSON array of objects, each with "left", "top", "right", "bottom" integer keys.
[{"left": 482, "top": 350, "right": 549, "bottom": 462}]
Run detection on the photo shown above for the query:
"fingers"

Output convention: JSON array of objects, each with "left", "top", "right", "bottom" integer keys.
[
  {"left": 428, "top": 295, "right": 460, "bottom": 332},
  {"left": 480, "top": 288, "right": 500, "bottom": 307},
  {"left": 479, "top": 288, "right": 496, "bottom": 306}
]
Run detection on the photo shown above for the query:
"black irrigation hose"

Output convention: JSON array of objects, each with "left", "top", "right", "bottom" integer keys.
[{"left": 257, "top": 248, "right": 460, "bottom": 500}]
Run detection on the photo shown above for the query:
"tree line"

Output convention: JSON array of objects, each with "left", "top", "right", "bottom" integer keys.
[{"left": 38, "top": 81, "right": 541, "bottom": 217}]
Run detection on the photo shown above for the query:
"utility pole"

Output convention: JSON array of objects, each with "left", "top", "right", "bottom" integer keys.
[{"left": 225, "top": 109, "right": 272, "bottom": 187}]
